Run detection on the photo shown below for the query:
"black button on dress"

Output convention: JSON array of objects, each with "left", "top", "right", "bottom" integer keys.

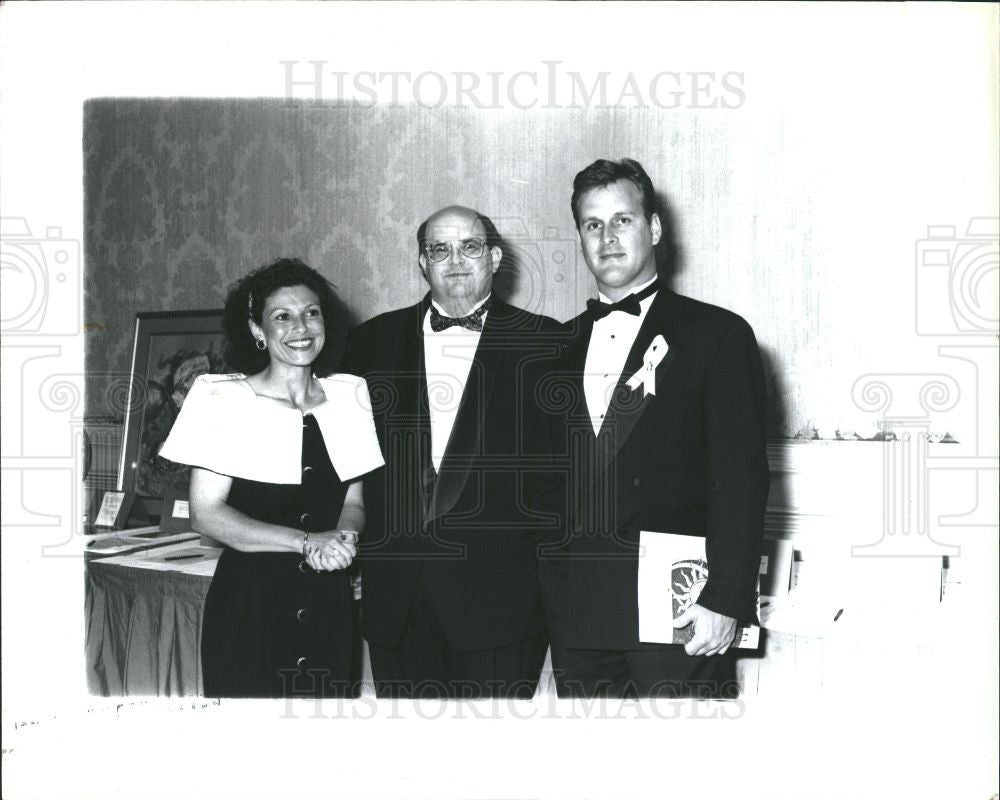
[{"left": 200, "top": 414, "right": 354, "bottom": 698}]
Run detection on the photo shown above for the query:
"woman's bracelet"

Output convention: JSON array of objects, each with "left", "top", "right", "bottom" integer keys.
[{"left": 301, "top": 530, "right": 310, "bottom": 558}]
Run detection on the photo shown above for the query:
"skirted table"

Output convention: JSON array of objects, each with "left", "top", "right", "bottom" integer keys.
[
  {"left": 85, "top": 536, "right": 370, "bottom": 697},
  {"left": 85, "top": 539, "right": 218, "bottom": 696}
]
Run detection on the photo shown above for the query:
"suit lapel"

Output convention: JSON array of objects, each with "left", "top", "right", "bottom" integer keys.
[
  {"left": 564, "top": 312, "right": 594, "bottom": 426},
  {"left": 424, "top": 298, "right": 505, "bottom": 525},
  {"left": 595, "top": 286, "right": 681, "bottom": 470},
  {"left": 394, "top": 297, "right": 434, "bottom": 523}
]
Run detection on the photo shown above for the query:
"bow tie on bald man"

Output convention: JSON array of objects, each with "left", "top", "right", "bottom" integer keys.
[
  {"left": 586, "top": 282, "right": 659, "bottom": 321},
  {"left": 429, "top": 296, "right": 494, "bottom": 332}
]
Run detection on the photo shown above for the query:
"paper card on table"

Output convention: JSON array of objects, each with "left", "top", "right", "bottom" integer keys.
[
  {"left": 95, "top": 491, "right": 128, "bottom": 528},
  {"left": 638, "top": 529, "right": 760, "bottom": 649},
  {"left": 159, "top": 489, "right": 193, "bottom": 533}
]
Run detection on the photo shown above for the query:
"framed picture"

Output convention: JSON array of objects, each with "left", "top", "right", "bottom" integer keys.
[{"left": 117, "top": 310, "right": 229, "bottom": 522}]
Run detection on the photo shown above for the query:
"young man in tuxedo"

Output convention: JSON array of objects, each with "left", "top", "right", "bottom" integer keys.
[
  {"left": 539, "top": 158, "right": 770, "bottom": 698},
  {"left": 344, "top": 205, "right": 560, "bottom": 699}
]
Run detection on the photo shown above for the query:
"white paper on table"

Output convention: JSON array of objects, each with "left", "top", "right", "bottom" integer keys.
[
  {"left": 99, "top": 541, "right": 222, "bottom": 576},
  {"left": 94, "top": 491, "right": 125, "bottom": 527},
  {"left": 86, "top": 530, "right": 199, "bottom": 554}
]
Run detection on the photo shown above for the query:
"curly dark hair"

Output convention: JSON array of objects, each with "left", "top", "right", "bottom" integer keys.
[
  {"left": 223, "top": 258, "right": 344, "bottom": 377},
  {"left": 570, "top": 158, "right": 658, "bottom": 228}
]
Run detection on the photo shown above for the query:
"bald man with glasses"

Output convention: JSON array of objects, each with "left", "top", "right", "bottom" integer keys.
[{"left": 344, "top": 206, "right": 562, "bottom": 699}]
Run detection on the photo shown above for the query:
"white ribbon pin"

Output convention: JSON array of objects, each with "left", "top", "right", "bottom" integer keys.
[{"left": 626, "top": 335, "right": 668, "bottom": 397}]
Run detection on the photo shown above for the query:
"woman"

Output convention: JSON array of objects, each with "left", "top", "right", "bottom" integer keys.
[{"left": 160, "top": 258, "right": 383, "bottom": 698}]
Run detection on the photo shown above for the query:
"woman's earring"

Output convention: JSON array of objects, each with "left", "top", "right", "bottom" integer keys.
[{"left": 255, "top": 338, "right": 267, "bottom": 351}]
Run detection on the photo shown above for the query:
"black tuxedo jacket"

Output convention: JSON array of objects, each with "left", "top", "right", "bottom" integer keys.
[
  {"left": 343, "top": 295, "right": 563, "bottom": 652},
  {"left": 538, "top": 285, "right": 770, "bottom": 651}
]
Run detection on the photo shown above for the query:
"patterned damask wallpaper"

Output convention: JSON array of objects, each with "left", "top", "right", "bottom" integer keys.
[{"left": 85, "top": 98, "right": 837, "bottom": 435}]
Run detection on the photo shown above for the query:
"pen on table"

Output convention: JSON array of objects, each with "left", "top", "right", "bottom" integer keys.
[
  {"left": 164, "top": 554, "right": 203, "bottom": 561},
  {"left": 833, "top": 608, "right": 843, "bottom": 621}
]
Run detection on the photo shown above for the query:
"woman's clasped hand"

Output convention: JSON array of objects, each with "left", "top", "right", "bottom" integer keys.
[{"left": 305, "top": 530, "right": 358, "bottom": 572}]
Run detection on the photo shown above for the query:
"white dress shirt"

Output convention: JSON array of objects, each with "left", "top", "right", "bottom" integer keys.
[
  {"left": 422, "top": 296, "right": 491, "bottom": 471},
  {"left": 583, "top": 276, "right": 659, "bottom": 435}
]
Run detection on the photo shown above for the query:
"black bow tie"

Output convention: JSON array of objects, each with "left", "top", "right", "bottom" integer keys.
[
  {"left": 586, "top": 283, "right": 659, "bottom": 321},
  {"left": 429, "top": 297, "right": 493, "bottom": 332}
]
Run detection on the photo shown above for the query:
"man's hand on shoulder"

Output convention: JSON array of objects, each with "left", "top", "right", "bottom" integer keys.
[{"left": 672, "top": 603, "right": 737, "bottom": 657}]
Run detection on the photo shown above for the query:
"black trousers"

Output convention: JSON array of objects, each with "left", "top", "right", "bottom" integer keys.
[
  {"left": 367, "top": 570, "right": 548, "bottom": 700},
  {"left": 549, "top": 642, "right": 740, "bottom": 699}
]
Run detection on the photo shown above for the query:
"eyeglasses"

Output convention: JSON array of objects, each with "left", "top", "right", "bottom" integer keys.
[{"left": 423, "top": 237, "right": 486, "bottom": 263}]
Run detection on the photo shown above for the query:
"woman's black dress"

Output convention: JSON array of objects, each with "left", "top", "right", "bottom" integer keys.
[{"left": 201, "top": 414, "right": 355, "bottom": 698}]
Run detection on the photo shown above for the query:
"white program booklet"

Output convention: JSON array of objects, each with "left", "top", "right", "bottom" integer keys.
[{"left": 638, "top": 530, "right": 760, "bottom": 649}]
